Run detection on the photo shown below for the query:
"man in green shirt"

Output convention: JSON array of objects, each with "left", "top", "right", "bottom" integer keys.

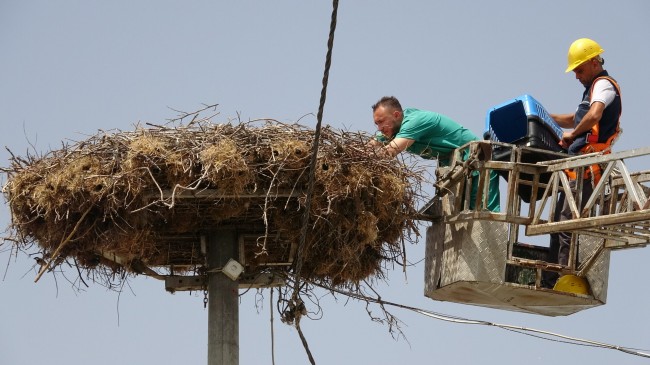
[{"left": 370, "top": 96, "right": 500, "bottom": 212}]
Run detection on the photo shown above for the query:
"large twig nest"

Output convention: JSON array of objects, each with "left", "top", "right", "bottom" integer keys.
[{"left": 2, "top": 119, "right": 424, "bottom": 287}]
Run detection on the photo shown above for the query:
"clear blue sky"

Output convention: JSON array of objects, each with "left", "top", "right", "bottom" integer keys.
[{"left": 2, "top": 1, "right": 650, "bottom": 364}]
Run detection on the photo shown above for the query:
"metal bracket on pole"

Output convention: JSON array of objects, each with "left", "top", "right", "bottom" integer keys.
[{"left": 206, "top": 258, "right": 245, "bottom": 281}]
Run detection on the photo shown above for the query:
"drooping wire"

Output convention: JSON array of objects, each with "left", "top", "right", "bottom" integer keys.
[{"left": 314, "top": 283, "right": 650, "bottom": 359}]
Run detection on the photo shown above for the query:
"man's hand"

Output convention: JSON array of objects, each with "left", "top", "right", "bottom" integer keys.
[
  {"left": 559, "top": 131, "right": 574, "bottom": 149},
  {"left": 366, "top": 138, "right": 391, "bottom": 157},
  {"left": 365, "top": 137, "right": 414, "bottom": 158},
  {"left": 366, "top": 139, "right": 383, "bottom": 148}
]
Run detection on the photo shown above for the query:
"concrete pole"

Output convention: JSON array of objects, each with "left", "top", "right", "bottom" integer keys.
[{"left": 207, "top": 230, "right": 239, "bottom": 365}]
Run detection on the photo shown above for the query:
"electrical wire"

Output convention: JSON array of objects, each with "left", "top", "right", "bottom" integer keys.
[{"left": 316, "top": 283, "right": 650, "bottom": 359}]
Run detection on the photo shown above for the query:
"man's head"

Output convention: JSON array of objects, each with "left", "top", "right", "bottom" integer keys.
[
  {"left": 572, "top": 56, "right": 605, "bottom": 87},
  {"left": 565, "top": 38, "right": 605, "bottom": 87},
  {"left": 372, "top": 96, "right": 403, "bottom": 139}
]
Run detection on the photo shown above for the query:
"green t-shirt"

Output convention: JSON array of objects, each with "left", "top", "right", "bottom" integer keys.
[{"left": 378, "top": 108, "right": 479, "bottom": 165}]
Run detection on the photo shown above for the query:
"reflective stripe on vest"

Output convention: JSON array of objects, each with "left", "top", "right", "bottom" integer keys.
[{"left": 583, "top": 75, "right": 622, "bottom": 148}]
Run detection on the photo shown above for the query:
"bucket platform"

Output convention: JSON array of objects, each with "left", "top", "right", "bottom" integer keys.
[
  {"left": 420, "top": 141, "right": 650, "bottom": 316},
  {"left": 424, "top": 208, "right": 609, "bottom": 316}
]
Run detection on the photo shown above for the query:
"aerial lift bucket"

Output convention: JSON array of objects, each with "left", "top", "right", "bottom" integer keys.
[{"left": 423, "top": 197, "right": 610, "bottom": 317}]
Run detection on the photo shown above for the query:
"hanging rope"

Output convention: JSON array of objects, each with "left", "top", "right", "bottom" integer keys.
[
  {"left": 292, "top": 0, "right": 339, "bottom": 304},
  {"left": 288, "top": 2, "right": 339, "bottom": 364},
  {"left": 270, "top": 288, "right": 277, "bottom": 365}
]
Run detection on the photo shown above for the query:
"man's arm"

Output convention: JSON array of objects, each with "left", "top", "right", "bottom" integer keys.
[
  {"left": 368, "top": 137, "right": 415, "bottom": 157},
  {"left": 384, "top": 137, "right": 414, "bottom": 157},
  {"left": 569, "top": 101, "right": 605, "bottom": 137},
  {"left": 550, "top": 113, "right": 575, "bottom": 128},
  {"left": 559, "top": 101, "right": 605, "bottom": 147}
]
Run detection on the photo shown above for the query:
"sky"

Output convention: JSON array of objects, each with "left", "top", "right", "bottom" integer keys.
[{"left": 2, "top": 1, "right": 650, "bottom": 364}]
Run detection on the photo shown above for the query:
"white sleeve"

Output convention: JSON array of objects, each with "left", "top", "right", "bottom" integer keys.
[{"left": 591, "top": 79, "right": 616, "bottom": 107}]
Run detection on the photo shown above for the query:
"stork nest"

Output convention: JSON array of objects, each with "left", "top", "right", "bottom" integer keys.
[{"left": 2, "top": 118, "right": 424, "bottom": 289}]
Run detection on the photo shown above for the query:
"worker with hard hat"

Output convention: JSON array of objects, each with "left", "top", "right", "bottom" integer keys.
[
  {"left": 369, "top": 95, "right": 501, "bottom": 212},
  {"left": 544, "top": 38, "right": 622, "bottom": 289},
  {"left": 551, "top": 38, "right": 622, "bottom": 155}
]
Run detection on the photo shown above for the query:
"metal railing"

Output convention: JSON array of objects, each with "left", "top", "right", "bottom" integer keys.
[{"left": 422, "top": 141, "right": 650, "bottom": 282}]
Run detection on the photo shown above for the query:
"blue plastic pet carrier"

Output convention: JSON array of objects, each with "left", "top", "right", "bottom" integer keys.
[
  {"left": 484, "top": 95, "right": 567, "bottom": 203},
  {"left": 485, "top": 94, "right": 565, "bottom": 152}
]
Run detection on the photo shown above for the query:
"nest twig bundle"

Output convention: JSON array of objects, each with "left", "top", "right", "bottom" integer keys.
[{"left": 2, "top": 118, "right": 424, "bottom": 289}]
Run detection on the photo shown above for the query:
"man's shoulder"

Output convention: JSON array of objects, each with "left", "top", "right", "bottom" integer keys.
[
  {"left": 402, "top": 107, "right": 421, "bottom": 118},
  {"left": 404, "top": 107, "right": 435, "bottom": 115},
  {"left": 396, "top": 109, "right": 435, "bottom": 139},
  {"left": 402, "top": 108, "right": 440, "bottom": 123},
  {"left": 591, "top": 76, "right": 620, "bottom": 105},
  {"left": 594, "top": 77, "right": 615, "bottom": 88},
  {"left": 593, "top": 74, "right": 621, "bottom": 93}
]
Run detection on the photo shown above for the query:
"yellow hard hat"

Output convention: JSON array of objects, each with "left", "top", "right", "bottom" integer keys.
[
  {"left": 565, "top": 38, "right": 604, "bottom": 73},
  {"left": 553, "top": 274, "right": 590, "bottom": 295}
]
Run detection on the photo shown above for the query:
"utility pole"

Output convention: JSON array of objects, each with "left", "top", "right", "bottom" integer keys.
[{"left": 207, "top": 230, "right": 239, "bottom": 365}]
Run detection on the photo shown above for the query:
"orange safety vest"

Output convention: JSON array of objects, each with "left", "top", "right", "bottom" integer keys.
[{"left": 565, "top": 76, "right": 622, "bottom": 185}]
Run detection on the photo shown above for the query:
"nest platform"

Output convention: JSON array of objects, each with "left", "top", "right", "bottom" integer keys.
[{"left": 3, "top": 120, "right": 422, "bottom": 288}]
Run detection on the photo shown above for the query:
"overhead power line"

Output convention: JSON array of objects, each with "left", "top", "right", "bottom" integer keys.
[{"left": 319, "top": 284, "right": 650, "bottom": 360}]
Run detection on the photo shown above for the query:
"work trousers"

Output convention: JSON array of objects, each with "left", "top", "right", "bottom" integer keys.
[
  {"left": 468, "top": 170, "right": 501, "bottom": 212},
  {"left": 545, "top": 178, "right": 593, "bottom": 285}
]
